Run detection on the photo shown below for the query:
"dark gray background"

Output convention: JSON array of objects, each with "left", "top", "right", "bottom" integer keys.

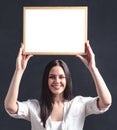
[{"left": 0, "top": 0, "right": 116, "bottom": 130}]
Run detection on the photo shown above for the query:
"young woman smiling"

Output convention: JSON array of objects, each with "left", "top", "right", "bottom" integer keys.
[{"left": 4, "top": 41, "right": 112, "bottom": 130}]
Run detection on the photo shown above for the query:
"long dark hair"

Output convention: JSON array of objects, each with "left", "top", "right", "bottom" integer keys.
[{"left": 39, "top": 59, "right": 72, "bottom": 128}]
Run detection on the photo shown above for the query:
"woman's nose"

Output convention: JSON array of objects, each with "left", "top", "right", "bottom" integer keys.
[{"left": 54, "top": 76, "right": 60, "bottom": 82}]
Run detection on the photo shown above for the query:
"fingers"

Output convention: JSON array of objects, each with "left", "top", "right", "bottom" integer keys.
[
  {"left": 76, "top": 40, "right": 93, "bottom": 63},
  {"left": 85, "top": 40, "right": 94, "bottom": 55},
  {"left": 25, "top": 54, "right": 33, "bottom": 62},
  {"left": 76, "top": 55, "right": 87, "bottom": 64},
  {"left": 17, "top": 43, "right": 24, "bottom": 57},
  {"left": 76, "top": 41, "right": 96, "bottom": 68},
  {"left": 19, "top": 43, "right": 33, "bottom": 58}
]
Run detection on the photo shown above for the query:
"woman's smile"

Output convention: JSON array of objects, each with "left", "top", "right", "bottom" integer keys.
[{"left": 48, "top": 66, "right": 66, "bottom": 95}]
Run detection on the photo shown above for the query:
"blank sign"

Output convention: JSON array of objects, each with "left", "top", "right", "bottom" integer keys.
[{"left": 23, "top": 6, "right": 88, "bottom": 55}]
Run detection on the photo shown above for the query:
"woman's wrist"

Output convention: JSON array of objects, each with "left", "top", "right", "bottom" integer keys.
[
  {"left": 15, "top": 68, "right": 24, "bottom": 76},
  {"left": 88, "top": 65, "right": 98, "bottom": 74}
]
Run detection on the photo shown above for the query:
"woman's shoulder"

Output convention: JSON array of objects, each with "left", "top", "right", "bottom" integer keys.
[
  {"left": 24, "top": 99, "right": 40, "bottom": 109},
  {"left": 68, "top": 95, "right": 97, "bottom": 104},
  {"left": 27, "top": 99, "right": 39, "bottom": 103}
]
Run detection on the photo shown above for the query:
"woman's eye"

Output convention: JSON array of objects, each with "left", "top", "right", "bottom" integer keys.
[
  {"left": 48, "top": 76, "right": 55, "bottom": 79},
  {"left": 48, "top": 75, "right": 66, "bottom": 79},
  {"left": 59, "top": 76, "right": 65, "bottom": 79}
]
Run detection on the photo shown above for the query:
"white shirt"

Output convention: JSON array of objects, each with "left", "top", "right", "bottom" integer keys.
[
  {"left": 6, "top": 96, "right": 110, "bottom": 130},
  {"left": 51, "top": 121, "right": 62, "bottom": 130}
]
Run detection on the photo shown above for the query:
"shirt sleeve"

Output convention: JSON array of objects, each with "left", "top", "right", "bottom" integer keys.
[
  {"left": 85, "top": 96, "right": 110, "bottom": 117},
  {"left": 6, "top": 100, "right": 36, "bottom": 121}
]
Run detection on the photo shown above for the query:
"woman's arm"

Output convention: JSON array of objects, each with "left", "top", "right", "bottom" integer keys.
[
  {"left": 76, "top": 41, "right": 112, "bottom": 110},
  {"left": 4, "top": 44, "right": 33, "bottom": 113}
]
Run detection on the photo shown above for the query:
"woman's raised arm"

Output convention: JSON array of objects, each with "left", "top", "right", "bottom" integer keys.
[
  {"left": 4, "top": 44, "right": 33, "bottom": 113},
  {"left": 76, "top": 41, "right": 112, "bottom": 110}
]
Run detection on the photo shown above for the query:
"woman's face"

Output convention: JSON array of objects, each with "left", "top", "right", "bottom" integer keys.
[{"left": 48, "top": 66, "right": 66, "bottom": 96}]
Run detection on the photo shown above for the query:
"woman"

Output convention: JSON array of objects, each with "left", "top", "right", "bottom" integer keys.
[{"left": 4, "top": 41, "right": 112, "bottom": 130}]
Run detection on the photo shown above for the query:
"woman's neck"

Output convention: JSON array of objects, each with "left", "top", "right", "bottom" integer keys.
[{"left": 53, "top": 94, "right": 64, "bottom": 104}]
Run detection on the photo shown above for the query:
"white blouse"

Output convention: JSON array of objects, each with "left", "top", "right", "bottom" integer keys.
[
  {"left": 51, "top": 121, "right": 62, "bottom": 130},
  {"left": 6, "top": 96, "right": 110, "bottom": 130}
]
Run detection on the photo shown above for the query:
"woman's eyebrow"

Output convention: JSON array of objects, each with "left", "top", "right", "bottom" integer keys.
[{"left": 49, "top": 74, "right": 65, "bottom": 76}]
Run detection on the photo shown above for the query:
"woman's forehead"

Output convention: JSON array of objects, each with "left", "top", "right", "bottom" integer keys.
[{"left": 49, "top": 66, "right": 65, "bottom": 74}]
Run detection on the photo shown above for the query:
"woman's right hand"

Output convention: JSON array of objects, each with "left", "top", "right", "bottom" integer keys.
[
  {"left": 16, "top": 43, "right": 33, "bottom": 72},
  {"left": 4, "top": 43, "right": 33, "bottom": 113}
]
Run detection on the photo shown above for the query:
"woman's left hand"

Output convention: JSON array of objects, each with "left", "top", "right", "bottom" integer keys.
[
  {"left": 76, "top": 41, "right": 96, "bottom": 70},
  {"left": 76, "top": 41, "right": 112, "bottom": 109}
]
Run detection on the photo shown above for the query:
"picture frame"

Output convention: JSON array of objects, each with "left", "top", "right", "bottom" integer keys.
[{"left": 23, "top": 6, "right": 88, "bottom": 55}]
